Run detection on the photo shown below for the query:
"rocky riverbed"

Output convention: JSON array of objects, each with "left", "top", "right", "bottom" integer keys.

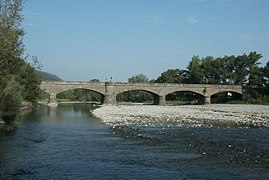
[{"left": 92, "top": 104, "right": 269, "bottom": 127}]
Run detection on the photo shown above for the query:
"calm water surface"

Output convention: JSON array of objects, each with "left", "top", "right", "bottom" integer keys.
[{"left": 0, "top": 104, "right": 268, "bottom": 179}]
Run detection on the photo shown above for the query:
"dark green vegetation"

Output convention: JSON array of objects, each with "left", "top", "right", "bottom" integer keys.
[{"left": 0, "top": 0, "right": 41, "bottom": 129}]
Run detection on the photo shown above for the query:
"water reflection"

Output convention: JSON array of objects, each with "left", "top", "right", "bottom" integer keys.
[{"left": 48, "top": 106, "right": 57, "bottom": 121}]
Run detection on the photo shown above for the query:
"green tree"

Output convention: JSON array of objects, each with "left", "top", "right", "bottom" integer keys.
[
  {"left": 156, "top": 69, "right": 187, "bottom": 83},
  {"left": 0, "top": 76, "right": 22, "bottom": 125},
  {"left": 220, "top": 55, "right": 236, "bottom": 84},
  {"left": 247, "top": 52, "right": 262, "bottom": 86},
  {"left": 261, "top": 61, "right": 269, "bottom": 96},
  {"left": 264, "top": 61, "right": 269, "bottom": 79},
  {"left": 19, "top": 62, "right": 41, "bottom": 103},
  {"left": 248, "top": 66, "right": 264, "bottom": 87},
  {"left": 128, "top": 74, "right": 149, "bottom": 83},
  {"left": 224, "top": 52, "right": 262, "bottom": 85},
  {"left": 89, "top": 79, "right": 100, "bottom": 82},
  {"left": 0, "top": 0, "right": 24, "bottom": 124},
  {"left": 201, "top": 56, "right": 222, "bottom": 84},
  {"left": 0, "top": 0, "right": 24, "bottom": 76},
  {"left": 186, "top": 56, "right": 204, "bottom": 83},
  {"left": 0, "top": 0, "right": 41, "bottom": 126}
]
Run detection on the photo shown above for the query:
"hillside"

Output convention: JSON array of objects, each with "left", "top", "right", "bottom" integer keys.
[{"left": 36, "top": 71, "right": 63, "bottom": 81}]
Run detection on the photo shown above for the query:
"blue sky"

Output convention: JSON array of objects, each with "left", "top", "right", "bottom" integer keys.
[{"left": 23, "top": 0, "right": 269, "bottom": 82}]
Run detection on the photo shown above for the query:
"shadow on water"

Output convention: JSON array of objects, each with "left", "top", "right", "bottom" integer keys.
[{"left": 0, "top": 104, "right": 269, "bottom": 179}]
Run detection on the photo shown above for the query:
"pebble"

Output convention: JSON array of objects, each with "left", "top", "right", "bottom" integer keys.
[{"left": 92, "top": 104, "right": 269, "bottom": 127}]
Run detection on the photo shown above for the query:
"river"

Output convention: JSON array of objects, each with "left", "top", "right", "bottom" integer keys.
[{"left": 0, "top": 104, "right": 268, "bottom": 179}]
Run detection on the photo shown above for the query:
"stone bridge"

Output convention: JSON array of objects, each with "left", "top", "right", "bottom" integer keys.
[{"left": 40, "top": 81, "right": 243, "bottom": 106}]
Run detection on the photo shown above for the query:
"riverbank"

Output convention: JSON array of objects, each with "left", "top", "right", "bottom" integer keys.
[
  {"left": 0, "top": 102, "right": 34, "bottom": 133},
  {"left": 92, "top": 104, "right": 269, "bottom": 127}
]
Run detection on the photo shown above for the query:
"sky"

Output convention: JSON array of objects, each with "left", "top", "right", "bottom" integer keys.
[{"left": 22, "top": 0, "right": 269, "bottom": 82}]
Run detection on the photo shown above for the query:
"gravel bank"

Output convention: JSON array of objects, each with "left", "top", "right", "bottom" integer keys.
[{"left": 92, "top": 104, "right": 269, "bottom": 127}]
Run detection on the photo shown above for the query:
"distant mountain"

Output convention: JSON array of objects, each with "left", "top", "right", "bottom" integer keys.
[{"left": 36, "top": 71, "right": 63, "bottom": 81}]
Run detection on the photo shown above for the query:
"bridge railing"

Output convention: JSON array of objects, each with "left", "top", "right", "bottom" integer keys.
[{"left": 41, "top": 81, "right": 242, "bottom": 88}]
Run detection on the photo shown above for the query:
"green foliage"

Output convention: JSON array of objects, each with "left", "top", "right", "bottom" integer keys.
[
  {"left": 19, "top": 63, "right": 41, "bottom": 103},
  {"left": 186, "top": 56, "right": 204, "bottom": 83},
  {"left": 89, "top": 79, "right": 100, "bottom": 82},
  {"left": 0, "top": 0, "right": 24, "bottom": 76},
  {"left": 128, "top": 74, "right": 149, "bottom": 83},
  {"left": 0, "top": 76, "right": 22, "bottom": 124},
  {"left": 248, "top": 66, "right": 264, "bottom": 87},
  {"left": 117, "top": 74, "right": 154, "bottom": 103},
  {"left": 156, "top": 69, "right": 188, "bottom": 83},
  {"left": 155, "top": 52, "right": 268, "bottom": 104},
  {"left": 263, "top": 61, "right": 269, "bottom": 79},
  {"left": 201, "top": 56, "right": 222, "bottom": 84},
  {"left": 0, "top": 0, "right": 42, "bottom": 126},
  {"left": 184, "top": 52, "right": 263, "bottom": 86}
]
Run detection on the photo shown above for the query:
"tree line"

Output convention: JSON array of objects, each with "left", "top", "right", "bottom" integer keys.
[
  {"left": 118, "top": 52, "right": 269, "bottom": 104},
  {"left": 0, "top": 0, "right": 41, "bottom": 129}
]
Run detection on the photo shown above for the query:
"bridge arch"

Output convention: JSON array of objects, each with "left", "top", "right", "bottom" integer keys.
[
  {"left": 116, "top": 89, "right": 160, "bottom": 105},
  {"left": 56, "top": 88, "right": 105, "bottom": 104},
  {"left": 114, "top": 86, "right": 160, "bottom": 97},
  {"left": 211, "top": 90, "right": 242, "bottom": 104},
  {"left": 40, "top": 82, "right": 106, "bottom": 106},
  {"left": 164, "top": 89, "right": 204, "bottom": 98},
  {"left": 53, "top": 87, "right": 105, "bottom": 96},
  {"left": 210, "top": 89, "right": 243, "bottom": 97},
  {"left": 165, "top": 90, "right": 205, "bottom": 105}
]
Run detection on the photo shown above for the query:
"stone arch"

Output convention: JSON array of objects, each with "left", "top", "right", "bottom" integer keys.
[
  {"left": 165, "top": 90, "right": 205, "bottom": 105},
  {"left": 211, "top": 90, "right": 242, "bottom": 104},
  {"left": 55, "top": 88, "right": 105, "bottom": 104},
  {"left": 115, "top": 86, "right": 160, "bottom": 96},
  {"left": 55, "top": 87, "right": 105, "bottom": 96},
  {"left": 210, "top": 89, "right": 242, "bottom": 96},
  {"left": 116, "top": 89, "right": 160, "bottom": 105},
  {"left": 164, "top": 89, "right": 204, "bottom": 97}
]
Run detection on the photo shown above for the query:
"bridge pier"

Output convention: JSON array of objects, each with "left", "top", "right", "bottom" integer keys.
[
  {"left": 103, "top": 94, "right": 117, "bottom": 105},
  {"left": 154, "top": 95, "right": 166, "bottom": 106},
  {"left": 48, "top": 94, "right": 58, "bottom": 107},
  {"left": 204, "top": 96, "right": 211, "bottom": 104}
]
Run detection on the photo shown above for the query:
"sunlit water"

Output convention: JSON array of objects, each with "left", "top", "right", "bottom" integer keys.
[{"left": 0, "top": 104, "right": 268, "bottom": 179}]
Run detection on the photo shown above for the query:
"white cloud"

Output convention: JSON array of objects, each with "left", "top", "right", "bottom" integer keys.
[{"left": 186, "top": 15, "right": 199, "bottom": 24}]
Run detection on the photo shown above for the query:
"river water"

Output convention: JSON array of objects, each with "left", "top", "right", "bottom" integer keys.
[{"left": 0, "top": 104, "right": 268, "bottom": 179}]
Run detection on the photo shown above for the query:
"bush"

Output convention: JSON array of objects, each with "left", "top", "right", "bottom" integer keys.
[{"left": 0, "top": 76, "right": 22, "bottom": 125}]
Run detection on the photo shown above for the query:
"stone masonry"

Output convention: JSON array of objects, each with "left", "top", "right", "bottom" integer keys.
[{"left": 40, "top": 81, "right": 243, "bottom": 107}]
